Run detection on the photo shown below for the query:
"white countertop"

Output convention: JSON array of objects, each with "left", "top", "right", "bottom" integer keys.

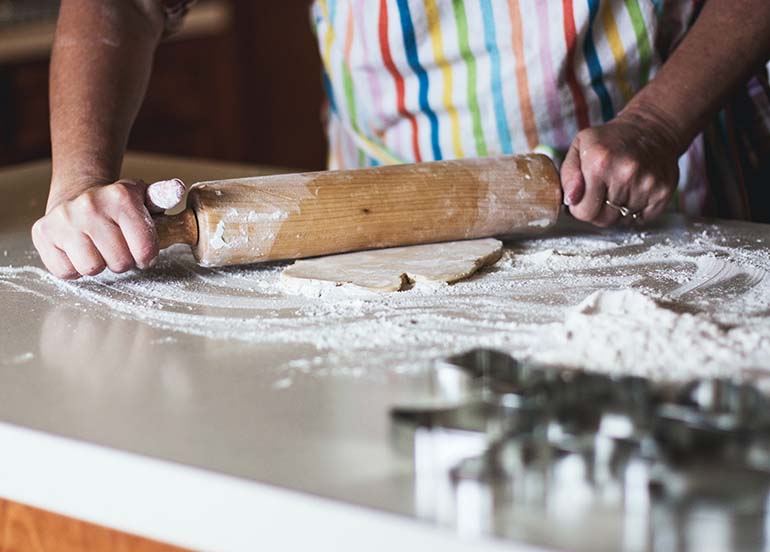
[
  {"left": 1, "top": 153, "right": 769, "bottom": 551},
  {"left": 0, "top": 154, "right": 541, "bottom": 551}
]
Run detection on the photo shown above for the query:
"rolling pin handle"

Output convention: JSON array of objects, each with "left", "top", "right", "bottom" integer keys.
[{"left": 154, "top": 208, "right": 198, "bottom": 249}]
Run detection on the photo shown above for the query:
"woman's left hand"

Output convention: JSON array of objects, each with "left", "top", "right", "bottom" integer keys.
[{"left": 560, "top": 107, "right": 683, "bottom": 227}]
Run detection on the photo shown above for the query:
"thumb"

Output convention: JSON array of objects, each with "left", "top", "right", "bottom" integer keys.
[
  {"left": 144, "top": 178, "right": 187, "bottom": 214},
  {"left": 560, "top": 139, "right": 585, "bottom": 206}
]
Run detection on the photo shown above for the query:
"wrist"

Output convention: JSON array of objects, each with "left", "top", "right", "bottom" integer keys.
[
  {"left": 47, "top": 172, "right": 114, "bottom": 213},
  {"left": 49, "top": 149, "right": 123, "bottom": 211},
  {"left": 617, "top": 99, "right": 690, "bottom": 157}
]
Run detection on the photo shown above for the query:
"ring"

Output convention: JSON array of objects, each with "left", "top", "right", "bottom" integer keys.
[{"left": 605, "top": 200, "right": 642, "bottom": 220}]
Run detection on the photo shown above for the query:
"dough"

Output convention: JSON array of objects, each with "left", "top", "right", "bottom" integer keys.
[{"left": 281, "top": 238, "right": 503, "bottom": 292}]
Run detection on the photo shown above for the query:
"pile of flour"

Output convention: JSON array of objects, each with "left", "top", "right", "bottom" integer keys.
[{"left": 1, "top": 222, "right": 769, "bottom": 383}]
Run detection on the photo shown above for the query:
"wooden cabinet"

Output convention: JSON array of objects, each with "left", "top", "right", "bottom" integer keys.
[
  {"left": 0, "top": 498, "right": 187, "bottom": 552},
  {"left": 0, "top": 0, "right": 328, "bottom": 171}
]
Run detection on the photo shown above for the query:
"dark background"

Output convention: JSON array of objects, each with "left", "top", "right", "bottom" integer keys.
[{"left": 0, "top": 0, "right": 328, "bottom": 170}]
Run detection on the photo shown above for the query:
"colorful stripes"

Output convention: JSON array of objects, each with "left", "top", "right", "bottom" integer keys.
[
  {"left": 477, "top": 0, "right": 512, "bottom": 153},
  {"left": 320, "top": 0, "right": 403, "bottom": 165},
  {"left": 452, "top": 0, "right": 487, "bottom": 156},
  {"left": 341, "top": 6, "right": 359, "bottom": 132},
  {"left": 583, "top": 0, "right": 654, "bottom": 118},
  {"left": 584, "top": 0, "right": 616, "bottom": 121},
  {"left": 624, "top": 0, "right": 653, "bottom": 86},
  {"left": 319, "top": 0, "right": 665, "bottom": 155},
  {"left": 600, "top": 1, "right": 634, "bottom": 102},
  {"left": 378, "top": 0, "right": 422, "bottom": 161},
  {"left": 354, "top": 0, "right": 386, "bottom": 132},
  {"left": 424, "top": 0, "right": 464, "bottom": 158},
  {"left": 505, "top": 0, "right": 537, "bottom": 150},
  {"left": 395, "top": 0, "right": 442, "bottom": 160},
  {"left": 315, "top": 0, "right": 719, "bottom": 212},
  {"left": 562, "top": 0, "right": 591, "bottom": 129},
  {"left": 535, "top": 1, "right": 568, "bottom": 147}
]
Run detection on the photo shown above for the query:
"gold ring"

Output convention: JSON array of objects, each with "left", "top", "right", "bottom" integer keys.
[{"left": 605, "top": 200, "right": 642, "bottom": 219}]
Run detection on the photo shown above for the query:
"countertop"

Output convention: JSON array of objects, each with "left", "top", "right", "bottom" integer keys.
[
  {"left": 1, "top": 153, "right": 769, "bottom": 552},
  {"left": 0, "top": 153, "right": 525, "bottom": 552}
]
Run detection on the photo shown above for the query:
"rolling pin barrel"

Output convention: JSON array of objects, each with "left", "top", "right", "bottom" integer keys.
[{"left": 153, "top": 154, "right": 562, "bottom": 267}]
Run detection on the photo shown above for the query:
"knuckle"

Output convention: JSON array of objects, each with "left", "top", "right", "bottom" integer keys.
[
  {"left": 569, "top": 206, "right": 590, "bottom": 223},
  {"left": 595, "top": 212, "right": 617, "bottom": 228},
  {"left": 31, "top": 218, "right": 45, "bottom": 241},
  {"left": 74, "top": 192, "right": 99, "bottom": 216},
  {"left": 637, "top": 177, "right": 655, "bottom": 196},
  {"left": 109, "top": 182, "right": 136, "bottom": 203},
  {"left": 588, "top": 147, "right": 611, "bottom": 174},
  {"left": 54, "top": 268, "right": 78, "bottom": 280},
  {"left": 654, "top": 189, "right": 671, "bottom": 205},
  {"left": 33, "top": 214, "right": 56, "bottom": 236},
  {"left": 32, "top": 216, "right": 63, "bottom": 244},
  {"left": 617, "top": 158, "right": 639, "bottom": 181},
  {"left": 577, "top": 128, "right": 596, "bottom": 142},
  {"left": 136, "top": 241, "right": 158, "bottom": 265},
  {"left": 83, "top": 263, "right": 105, "bottom": 277},
  {"left": 111, "top": 258, "right": 134, "bottom": 274}
]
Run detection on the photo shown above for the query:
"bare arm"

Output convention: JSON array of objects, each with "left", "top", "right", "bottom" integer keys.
[
  {"left": 562, "top": 0, "right": 770, "bottom": 225},
  {"left": 50, "top": 0, "right": 164, "bottom": 205},
  {"left": 33, "top": 0, "right": 168, "bottom": 278}
]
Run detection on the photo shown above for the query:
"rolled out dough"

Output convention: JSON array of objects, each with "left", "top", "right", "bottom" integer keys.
[{"left": 280, "top": 238, "right": 503, "bottom": 292}]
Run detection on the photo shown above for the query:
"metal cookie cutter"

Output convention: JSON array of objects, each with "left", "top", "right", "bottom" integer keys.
[{"left": 390, "top": 348, "right": 770, "bottom": 548}]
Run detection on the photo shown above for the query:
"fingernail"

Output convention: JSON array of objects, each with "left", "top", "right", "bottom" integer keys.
[
  {"left": 148, "top": 256, "right": 158, "bottom": 268},
  {"left": 564, "top": 193, "right": 572, "bottom": 206}
]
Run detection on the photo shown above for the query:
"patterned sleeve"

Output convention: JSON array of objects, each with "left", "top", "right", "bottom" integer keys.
[{"left": 160, "top": 0, "right": 196, "bottom": 35}]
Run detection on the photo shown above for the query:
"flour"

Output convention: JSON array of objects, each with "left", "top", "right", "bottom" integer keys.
[
  {"left": 6, "top": 352, "right": 34, "bottom": 365},
  {"left": 210, "top": 220, "right": 227, "bottom": 249},
  {"left": 2, "top": 221, "right": 770, "bottom": 383},
  {"left": 533, "top": 289, "right": 770, "bottom": 380},
  {"left": 146, "top": 178, "right": 186, "bottom": 211},
  {"left": 248, "top": 211, "right": 288, "bottom": 222}
]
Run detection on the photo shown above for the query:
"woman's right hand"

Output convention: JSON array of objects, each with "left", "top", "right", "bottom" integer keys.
[{"left": 32, "top": 179, "right": 160, "bottom": 279}]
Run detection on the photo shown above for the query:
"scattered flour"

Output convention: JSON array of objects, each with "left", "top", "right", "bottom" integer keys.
[
  {"left": 272, "top": 377, "right": 293, "bottom": 390},
  {"left": 1, "top": 222, "right": 770, "bottom": 383},
  {"left": 7, "top": 352, "right": 35, "bottom": 365},
  {"left": 210, "top": 220, "right": 227, "bottom": 250}
]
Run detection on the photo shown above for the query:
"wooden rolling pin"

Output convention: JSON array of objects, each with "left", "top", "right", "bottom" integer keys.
[{"left": 154, "top": 154, "right": 562, "bottom": 267}]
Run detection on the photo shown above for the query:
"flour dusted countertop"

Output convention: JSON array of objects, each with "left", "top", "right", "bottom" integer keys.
[{"left": 1, "top": 155, "right": 769, "bottom": 552}]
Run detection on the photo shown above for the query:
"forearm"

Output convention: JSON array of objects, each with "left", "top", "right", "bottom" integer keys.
[
  {"left": 49, "top": 0, "right": 165, "bottom": 209},
  {"left": 623, "top": 0, "right": 770, "bottom": 154}
]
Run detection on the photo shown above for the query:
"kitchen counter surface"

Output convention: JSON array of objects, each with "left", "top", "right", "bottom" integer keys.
[{"left": 1, "top": 153, "right": 769, "bottom": 552}]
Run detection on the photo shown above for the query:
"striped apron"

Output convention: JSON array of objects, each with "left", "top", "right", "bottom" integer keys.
[{"left": 312, "top": 0, "right": 770, "bottom": 221}]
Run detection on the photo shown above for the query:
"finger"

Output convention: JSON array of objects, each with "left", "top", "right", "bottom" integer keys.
[
  {"left": 597, "top": 172, "right": 632, "bottom": 227},
  {"left": 86, "top": 220, "right": 136, "bottom": 274},
  {"left": 115, "top": 205, "right": 159, "bottom": 269},
  {"left": 101, "top": 181, "right": 159, "bottom": 269},
  {"left": 639, "top": 195, "right": 670, "bottom": 224},
  {"left": 593, "top": 202, "right": 623, "bottom": 228},
  {"left": 145, "top": 178, "right": 186, "bottom": 213},
  {"left": 36, "top": 239, "right": 79, "bottom": 279},
  {"left": 560, "top": 140, "right": 585, "bottom": 206},
  {"left": 31, "top": 219, "right": 79, "bottom": 279},
  {"left": 570, "top": 175, "right": 607, "bottom": 224},
  {"left": 62, "top": 233, "right": 107, "bottom": 277},
  {"left": 623, "top": 175, "right": 658, "bottom": 226}
]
